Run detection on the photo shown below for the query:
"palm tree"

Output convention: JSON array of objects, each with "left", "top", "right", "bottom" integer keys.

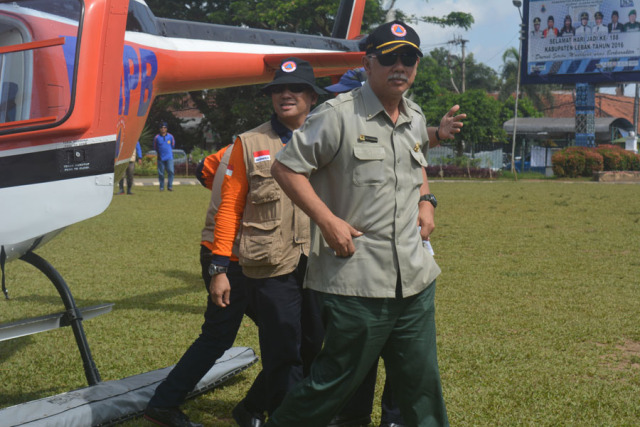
[{"left": 499, "top": 47, "right": 556, "bottom": 111}]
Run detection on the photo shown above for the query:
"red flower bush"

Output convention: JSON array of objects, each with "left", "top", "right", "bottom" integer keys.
[{"left": 596, "top": 144, "right": 640, "bottom": 171}]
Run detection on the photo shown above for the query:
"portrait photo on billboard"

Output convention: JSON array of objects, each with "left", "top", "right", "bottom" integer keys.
[{"left": 522, "top": 0, "right": 640, "bottom": 85}]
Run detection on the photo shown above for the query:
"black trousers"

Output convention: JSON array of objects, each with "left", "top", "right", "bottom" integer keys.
[
  {"left": 243, "top": 255, "right": 325, "bottom": 415},
  {"left": 148, "top": 247, "right": 264, "bottom": 411}
]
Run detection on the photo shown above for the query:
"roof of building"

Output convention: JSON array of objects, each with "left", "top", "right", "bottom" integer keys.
[
  {"left": 503, "top": 90, "right": 638, "bottom": 142},
  {"left": 503, "top": 117, "right": 633, "bottom": 142}
]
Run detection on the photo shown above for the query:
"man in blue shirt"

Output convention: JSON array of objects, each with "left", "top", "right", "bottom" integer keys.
[{"left": 153, "top": 122, "right": 176, "bottom": 191}]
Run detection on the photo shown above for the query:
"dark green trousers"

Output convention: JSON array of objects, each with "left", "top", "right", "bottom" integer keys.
[{"left": 267, "top": 282, "right": 448, "bottom": 427}]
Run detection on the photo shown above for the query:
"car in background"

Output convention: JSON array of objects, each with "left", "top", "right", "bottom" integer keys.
[
  {"left": 144, "top": 149, "right": 188, "bottom": 165},
  {"left": 144, "top": 149, "right": 197, "bottom": 175}
]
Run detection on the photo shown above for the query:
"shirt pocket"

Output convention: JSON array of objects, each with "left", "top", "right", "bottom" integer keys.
[
  {"left": 409, "top": 148, "right": 428, "bottom": 187},
  {"left": 353, "top": 145, "right": 385, "bottom": 186}
]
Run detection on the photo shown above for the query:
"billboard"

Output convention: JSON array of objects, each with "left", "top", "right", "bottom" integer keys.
[{"left": 522, "top": 0, "right": 640, "bottom": 84}]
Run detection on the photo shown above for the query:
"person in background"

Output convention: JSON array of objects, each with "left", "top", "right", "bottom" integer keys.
[
  {"left": 543, "top": 15, "right": 558, "bottom": 37},
  {"left": 530, "top": 17, "right": 543, "bottom": 38},
  {"left": 560, "top": 15, "right": 576, "bottom": 36},
  {"left": 324, "top": 67, "right": 367, "bottom": 93},
  {"left": 117, "top": 141, "right": 141, "bottom": 195},
  {"left": 624, "top": 9, "right": 640, "bottom": 32},
  {"left": 153, "top": 122, "right": 176, "bottom": 191},
  {"left": 266, "top": 20, "right": 465, "bottom": 426},
  {"left": 608, "top": 10, "right": 625, "bottom": 33},
  {"left": 592, "top": 11, "right": 606, "bottom": 34},
  {"left": 575, "top": 12, "right": 591, "bottom": 35}
]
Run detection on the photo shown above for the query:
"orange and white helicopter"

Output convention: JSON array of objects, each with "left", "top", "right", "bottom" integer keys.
[{"left": 0, "top": 0, "right": 365, "bottom": 423}]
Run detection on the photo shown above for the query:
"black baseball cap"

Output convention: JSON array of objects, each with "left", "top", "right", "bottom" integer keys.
[
  {"left": 362, "top": 20, "right": 423, "bottom": 57},
  {"left": 262, "top": 57, "right": 326, "bottom": 95}
]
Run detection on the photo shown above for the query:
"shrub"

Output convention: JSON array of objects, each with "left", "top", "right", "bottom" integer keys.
[
  {"left": 552, "top": 146, "right": 610, "bottom": 177},
  {"left": 582, "top": 148, "right": 604, "bottom": 176},
  {"left": 552, "top": 147, "right": 587, "bottom": 177},
  {"left": 425, "top": 165, "right": 499, "bottom": 179},
  {"left": 597, "top": 144, "right": 629, "bottom": 171},
  {"left": 628, "top": 152, "right": 640, "bottom": 171}
]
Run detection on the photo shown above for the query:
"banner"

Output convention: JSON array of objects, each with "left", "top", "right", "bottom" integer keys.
[{"left": 522, "top": 0, "right": 640, "bottom": 84}]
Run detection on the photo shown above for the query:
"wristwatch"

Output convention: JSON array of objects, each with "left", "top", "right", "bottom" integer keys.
[
  {"left": 418, "top": 193, "right": 437, "bottom": 209},
  {"left": 208, "top": 264, "right": 228, "bottom": 276}
]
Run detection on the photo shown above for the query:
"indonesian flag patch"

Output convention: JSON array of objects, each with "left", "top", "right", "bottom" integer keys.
[
  {"left": 225, "top": 165, "right": 233, "bottom": 176},
  {"left": 253, "top": 150, "right": 271, "bottom": 163}
]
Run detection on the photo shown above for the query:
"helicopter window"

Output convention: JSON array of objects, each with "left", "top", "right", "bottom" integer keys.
[{"left": 0, "top": 0, "right": 81, "bottom": 130}]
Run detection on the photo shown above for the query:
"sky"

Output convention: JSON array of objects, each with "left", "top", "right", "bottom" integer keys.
[{"left": 393, "top": 0, "right": 638, "bottom": 96}]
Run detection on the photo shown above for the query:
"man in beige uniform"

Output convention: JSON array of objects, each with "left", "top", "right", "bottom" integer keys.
[{"left": 267, "top": 21, "right": 465, "bottom": 427}]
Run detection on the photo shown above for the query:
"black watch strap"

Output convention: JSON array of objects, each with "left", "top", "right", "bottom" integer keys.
[{"left": 419, "top": 193, "right": 437, "bottom": 208}]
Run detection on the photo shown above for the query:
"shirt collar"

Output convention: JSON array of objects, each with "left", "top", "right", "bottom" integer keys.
[
  {"left": 270, "top": 114, "right": 293, "bottom": 144},
  {"left": 360, "top": 82, "right": 412, "bottom": 127}
]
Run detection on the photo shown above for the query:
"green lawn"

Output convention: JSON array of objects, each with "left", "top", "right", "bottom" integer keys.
[{"left": 1, "top": 181, "right": 639, "bottom": 426}]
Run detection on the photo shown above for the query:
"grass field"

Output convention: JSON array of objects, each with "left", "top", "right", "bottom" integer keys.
[{"left": 1, "top": 180, "right": 639, "bottom": 426}]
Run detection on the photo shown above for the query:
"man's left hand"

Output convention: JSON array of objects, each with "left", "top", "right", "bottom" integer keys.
[
  {"left": 418, "top": 202, "right": 435, "bottom": 240},
  {"left": 438, "top": 105, "right": 467, "bottom": 140}
]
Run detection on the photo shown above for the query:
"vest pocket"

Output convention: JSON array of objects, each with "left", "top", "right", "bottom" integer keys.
[
  {"left": 239, "top": 219, "right": 283, "bottom": 266},
  {"left": 249, "top": 167, "right": 281, "bottom": 204},
  {"left": 353, "top": 146, "right": 385, "bottom": 186}
]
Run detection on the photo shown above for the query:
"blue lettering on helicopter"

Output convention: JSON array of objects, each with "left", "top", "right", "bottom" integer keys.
[
  {"left": 119, "top": 45, "right": 139, "bottom": 116},
  {"left": 137, "top": 48, "right": 158, "bottom": 117},
  {"left": 119, "top": 45, "right": 157, "bottom": 117}
]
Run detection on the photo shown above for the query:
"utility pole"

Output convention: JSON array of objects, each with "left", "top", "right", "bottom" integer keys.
[
  {"left": 511, "top": 0, "right": 524, "bottom": 176},
  {"left": 448, "top": 36, "right": 468, "bottom": 93},
  {"left": 634, "top": 84, "right": 639, "bottom": 136},
  {"left": 460, "top": 38, "right": 467, "bottom": 93}
]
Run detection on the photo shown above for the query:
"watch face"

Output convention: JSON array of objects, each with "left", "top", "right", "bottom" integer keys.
[{"left": 209, "top": 264, "right": 227, "bottom": 275}]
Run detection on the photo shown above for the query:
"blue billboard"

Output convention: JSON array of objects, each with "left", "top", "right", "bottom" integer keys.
[{"left": 522, "top": 0, "right": 640, "bottom": 84}]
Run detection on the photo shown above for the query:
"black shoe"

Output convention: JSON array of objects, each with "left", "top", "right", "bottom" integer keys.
[
  {"left": 117, "top": 190, "right": 125, "bottom": 195},
  {"left": 232, "top": 400, "right": 265, "bottom": 427},
  {"left": 168, "top": 188, "right": 173, "bottom": 192},
  {"left": 328, "top": 414, "right": 371, "bottom": 426},
  {"left": 143, "top": 406, "right": 203, "bottom": 427}
]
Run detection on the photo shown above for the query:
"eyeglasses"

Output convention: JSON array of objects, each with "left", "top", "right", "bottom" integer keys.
[
  {"left": 270, "top": 84, "right": 309, "bottom": 94},
  {"left": 370, "top": 52, "right": 418, "bottom": 67}
]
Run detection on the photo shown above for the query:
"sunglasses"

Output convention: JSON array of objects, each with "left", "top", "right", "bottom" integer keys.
[
  {"left": 270, "top": 84, "right": 309, "bottom": 94},
  {"left": 371, "top": 52, "right": 419, "bottom": 67}
]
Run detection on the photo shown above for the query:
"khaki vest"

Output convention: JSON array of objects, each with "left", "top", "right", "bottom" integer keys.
[
  {"left": 237, "top": 121, "right": 310, "bottom": 279},
  {"left": 201, "top": 144, "right": 234, "bottom": 244}
]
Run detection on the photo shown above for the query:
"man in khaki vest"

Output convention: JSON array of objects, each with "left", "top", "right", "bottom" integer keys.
[
  {"left": 208, "top": 57, "right": 327, "bottom": 426},
  {"left": 146, "top": 144, "right": 268, "bottom": 427}
]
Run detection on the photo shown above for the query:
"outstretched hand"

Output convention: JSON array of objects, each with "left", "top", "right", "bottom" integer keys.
[{"left": 438, "top": 105, "right": 466, "bottom": 140}]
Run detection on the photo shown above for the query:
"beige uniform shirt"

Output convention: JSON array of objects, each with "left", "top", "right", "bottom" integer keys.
[{"left": 277, "top": 83, "right": 440, "bottom": 298}]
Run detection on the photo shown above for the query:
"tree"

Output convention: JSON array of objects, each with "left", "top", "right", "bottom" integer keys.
[
  {"left": 144, "top": 0, "right": 386, "bottom": 152},
  {"left": 144, "top": 1, "right": 475, "bottom": 152},
  {"left": 498, "top": 47, "right": 557, "bottom": 111},
  {"left": 412, "top": 48, "right": 500, "bottom": 97},
  {"left": 410, "top": 54, "right": 451, "bottom": 107},
  {"left": 383, "top": 1, "right": 473, "bottom": 30},
  {"left": 421, "top": 90, "right": 506, "bottom": 156}
]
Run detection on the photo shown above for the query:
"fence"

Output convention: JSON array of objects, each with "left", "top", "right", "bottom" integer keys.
[{"left": 427, "top": 146, "right": 504, "bottom": 171}]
